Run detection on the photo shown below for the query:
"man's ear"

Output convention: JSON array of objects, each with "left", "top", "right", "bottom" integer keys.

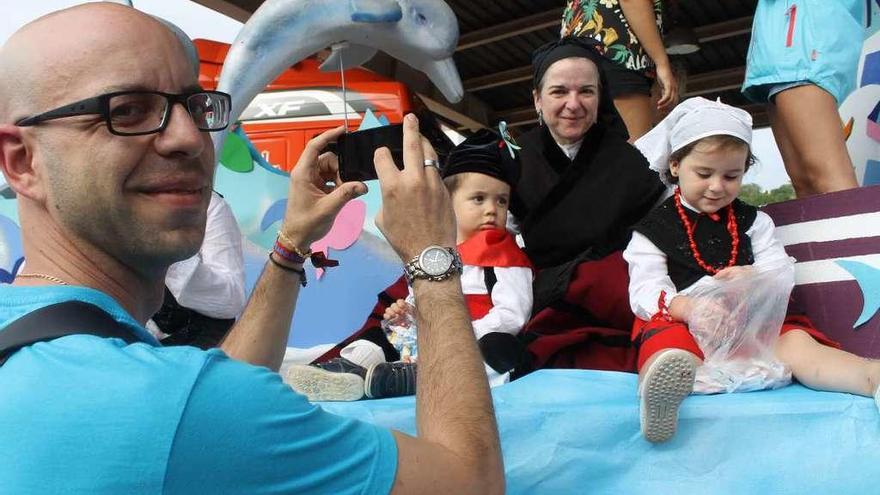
[{"left": 0, "top": 124, "right": 43, "bottom": 201}]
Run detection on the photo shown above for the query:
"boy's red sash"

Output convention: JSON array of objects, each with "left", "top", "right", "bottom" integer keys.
[{"left": 458, "top": 229, "right": 532, "bottom": 320}]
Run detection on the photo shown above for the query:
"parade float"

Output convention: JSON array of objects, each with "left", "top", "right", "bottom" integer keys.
[
  {"left": 213, "top": 3, "right": 880, "bottom": 489},
  {"left": 0, "top": 0, "right": 879, "bottom": 492}
]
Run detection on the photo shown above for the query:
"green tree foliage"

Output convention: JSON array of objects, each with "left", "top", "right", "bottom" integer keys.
[{"left": 739, "top": 183, "right": 796, "bottom": 207}]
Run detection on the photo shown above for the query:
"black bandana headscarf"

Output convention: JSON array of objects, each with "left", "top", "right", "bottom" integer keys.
[{"left": 531, "top": 36, "right": 628, "bottom": 140}]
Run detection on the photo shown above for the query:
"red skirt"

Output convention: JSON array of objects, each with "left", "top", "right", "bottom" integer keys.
[
  {"left": 631, "top": 312, "right": 840, "bottom": 372},
  {"left": 523, "top": 251, "right": 639, "bottom": 372}
]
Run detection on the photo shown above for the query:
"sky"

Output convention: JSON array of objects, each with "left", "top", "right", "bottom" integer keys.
[
  {"left": 0, "top": 0, "right": 792, "bottom": 191},
  {"left": 0, "top": 0, "right": 243, "bottom": 44}
]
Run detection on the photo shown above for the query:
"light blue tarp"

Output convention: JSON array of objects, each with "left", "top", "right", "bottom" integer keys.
[{"left": 321, "top": 370, "right": 880, "bottom": 494}]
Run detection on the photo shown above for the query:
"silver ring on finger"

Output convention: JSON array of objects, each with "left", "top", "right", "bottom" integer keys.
[{"left": 423, "top": 159, "right": 439, "bottom": 169}]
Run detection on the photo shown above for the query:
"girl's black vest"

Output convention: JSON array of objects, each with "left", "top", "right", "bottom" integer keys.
[{"left": 633, "top": 197, "right": 758, "bottom": 291}]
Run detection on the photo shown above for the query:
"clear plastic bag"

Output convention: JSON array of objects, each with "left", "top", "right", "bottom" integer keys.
[{"left": 688, "top": 257, "right": 796, "bottom": 394}]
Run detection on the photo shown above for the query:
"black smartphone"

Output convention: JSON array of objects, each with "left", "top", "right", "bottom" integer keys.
[
  {"left": 336, "top": 109, "right": 454, "bottom": 182},
  {"left": 337, "top": 124, "right": 404, "bottom": 182}
]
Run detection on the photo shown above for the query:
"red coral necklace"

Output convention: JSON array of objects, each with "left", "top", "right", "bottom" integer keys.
[{"left": 673, "top": 187, "right": 740, "bottom": 275}]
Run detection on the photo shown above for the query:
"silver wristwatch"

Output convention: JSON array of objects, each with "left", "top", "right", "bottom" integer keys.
[{"left": 404, "top": 245, "right": 463, "bottom": 283}]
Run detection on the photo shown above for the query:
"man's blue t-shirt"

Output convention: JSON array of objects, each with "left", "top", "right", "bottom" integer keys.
[{"left": 0, "top": 286, "right": 397, "bottom": 494}]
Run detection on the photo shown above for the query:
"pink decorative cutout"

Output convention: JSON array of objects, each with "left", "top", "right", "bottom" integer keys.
[{"left": 311, "top": 199, "right": 367, "bottom": 279}]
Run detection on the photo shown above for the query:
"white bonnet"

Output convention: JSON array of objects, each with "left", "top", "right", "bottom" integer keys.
[{"left": 635, "top": 97, "right": 753, "bottom": 185}]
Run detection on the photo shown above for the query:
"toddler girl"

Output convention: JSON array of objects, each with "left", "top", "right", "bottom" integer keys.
[{"left": 625, "top": 97, "right": 880, "bottom": 443}]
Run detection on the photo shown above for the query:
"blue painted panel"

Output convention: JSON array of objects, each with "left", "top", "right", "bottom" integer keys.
[{"left": 865, "top": 159, "right": 880, "bottom": 185}]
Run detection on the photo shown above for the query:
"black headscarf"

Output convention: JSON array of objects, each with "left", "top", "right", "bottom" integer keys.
[
  {"left": 531, "top": 36, "right": 628, "bottom": 141},
  {"left": 532, "top": 36, "right": 602, "bottom": 88},
  {"left": 443, "top": 129, "right": 520, "bottom": 187}
]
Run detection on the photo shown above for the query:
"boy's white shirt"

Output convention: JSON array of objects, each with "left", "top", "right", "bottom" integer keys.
[
  {"left": 339, "top": 245, "right": 534, "bottom": 387},
  {"left": 454, "top": 264, "right": 532, "bottom": 339},
  {"left": 406, "top": 264, "right": 533, "bottom": 339},
  {"left": 623, "top": 197, "right": 789, "bottom": 319},
  {"left": 417, "top": 264, "right": 532, "bottom": 387}
]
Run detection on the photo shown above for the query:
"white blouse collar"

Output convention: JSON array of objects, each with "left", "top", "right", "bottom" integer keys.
[
  {"left": 555, "top": 138, "right": 583, "bottom": 161},
  {"left": 679, "top": 194, "right": 701, "bottom": 214}
]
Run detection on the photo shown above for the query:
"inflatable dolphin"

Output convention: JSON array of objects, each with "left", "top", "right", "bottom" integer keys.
[{"left": 214, "top": 0, "right": 463, "bottom": 154}]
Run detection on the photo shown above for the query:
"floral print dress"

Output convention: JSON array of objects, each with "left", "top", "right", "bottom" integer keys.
[{"left": 561, "top": 0, "right": 663, "bottom": 76}]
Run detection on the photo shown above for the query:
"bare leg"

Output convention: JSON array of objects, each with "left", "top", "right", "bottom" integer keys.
[
  {"left": 613, "top": 93, "right": 654, "bottom": 142},
  {"left": 775, "top": 329, "right": 880, "bottom": 397},
  {"left": 769, "top": 85, "right": 858, "bottom": 197},
  {"left": 766, "top": 103, "right": 808, "bottom": 191}
]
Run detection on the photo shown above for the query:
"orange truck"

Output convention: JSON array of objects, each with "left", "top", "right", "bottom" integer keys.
[{"left": 196, "top": 39, "right": 414, "bottom": 172}]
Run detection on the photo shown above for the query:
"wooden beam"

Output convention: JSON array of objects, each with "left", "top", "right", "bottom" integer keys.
[
  {"left": 190, "top": 0, "right": 252, "bottom": 23},
  {"left": 460, "top": 15, "right": 754, "bottom": 93},
  {"left": 417, "top": 93, "right": 489, "bottom": 131},
  {"left": 683, "top": 66, "right": 746, "bottom": 97},
  {"left": 464, "top": 66, "right": 533, "bottom": 92},
  {"left": 741, "top": 103, "right": 770, "bottom": 128},
  {"left": 457, "top": 9, "right": 563, "bottom": 51},
  {"left": 495, "top": 106, "right": 537, "bottom": 128},
  {"left": 694, "top": 16, "right": 753, "bottom": 43},
  {"left": 456, "top": 9, "right": 743, "bottom": 53}
]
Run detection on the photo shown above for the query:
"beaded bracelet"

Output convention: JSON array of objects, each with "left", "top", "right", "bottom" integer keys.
[
  {"left": 273, "top": 239, "right": 308, "bottom": 264},
  {"left": 268, "top": 252, "right": 307, "bottom": 287},
  {"left": 274, "top": 235, "right": 340, "bottom": 269},
  {"left": 277, "top": 230, "right": 311, "bottom": 258}
]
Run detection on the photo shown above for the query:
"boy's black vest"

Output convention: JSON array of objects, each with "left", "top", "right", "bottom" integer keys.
[{"left": 633, "top": 197, "right": 758, "bottom": 292}]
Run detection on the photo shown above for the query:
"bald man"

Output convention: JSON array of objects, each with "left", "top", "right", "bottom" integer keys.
[{"left": 0, "top": 4, "right": 503, "bottom": 494}]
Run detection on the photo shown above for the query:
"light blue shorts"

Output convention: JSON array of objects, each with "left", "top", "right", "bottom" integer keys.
[
  {"left": 766, "top": 80, "right": 811, "bottom": 102},
  {"left": 742, "top": 0, "right": 864, "bottom": 104}
]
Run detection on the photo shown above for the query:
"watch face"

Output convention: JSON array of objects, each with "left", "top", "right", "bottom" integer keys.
[{"left": 419, "top": 247, "right": 453, "bottom": 276}]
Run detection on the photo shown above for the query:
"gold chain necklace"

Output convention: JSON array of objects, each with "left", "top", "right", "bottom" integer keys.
[{"left": 16, "top": 273, "right": 70, "bottom": 285}]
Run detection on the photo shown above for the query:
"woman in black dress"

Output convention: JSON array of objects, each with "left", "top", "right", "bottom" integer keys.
[{"left": 513, "top": 37, "right": 666, "bottom": 373}]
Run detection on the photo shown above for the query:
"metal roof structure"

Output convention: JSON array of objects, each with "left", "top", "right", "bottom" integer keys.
[{"left": 194, "top": 0, "right": 764, "bottom": 132}]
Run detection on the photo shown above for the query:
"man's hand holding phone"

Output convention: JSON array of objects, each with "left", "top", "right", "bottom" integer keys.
[
  {"left": 373, "top": 113, "right": 455, "bottom": 262},
  {"left": 280, "top": 126, "right": 368, "bottom": 252},
  {"left": 337, "top": 109, "right": 451, "bottom": 183},
  {"left": 337, "top": 124, "right": 405, "bottom": 182}
]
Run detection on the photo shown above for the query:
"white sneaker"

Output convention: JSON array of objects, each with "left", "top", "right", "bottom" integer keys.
[
  {"left": 638, "top": 349, "right": 698, "bottom": 443},
  {"left": 285, "top": 359, "right": 367, "bottom": 402}
]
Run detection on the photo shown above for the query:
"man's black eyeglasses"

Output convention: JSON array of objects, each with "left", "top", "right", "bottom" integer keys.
[{"left": 15, "top": 90, "right": 232, "bottom": 136}]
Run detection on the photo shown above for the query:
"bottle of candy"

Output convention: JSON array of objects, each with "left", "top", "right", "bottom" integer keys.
[{"left": 381, "top": 307, "right": 419, "bottom": 362}]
